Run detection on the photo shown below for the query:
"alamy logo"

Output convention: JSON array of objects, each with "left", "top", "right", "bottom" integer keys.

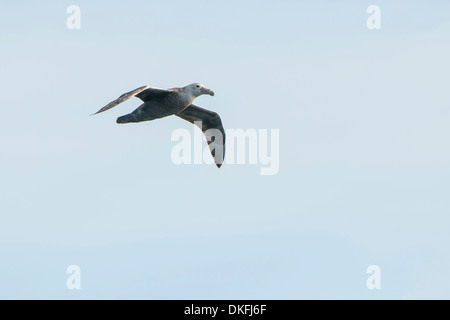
[
  {"left": 66, "top": 5, "right": 81, "bottom": 30},
  {"left": 66, "top": 265, "right": 81, "bottom": 290},
  {"left": 366, "top": 265, "right": 381, "bottom": 289},
  {"left": 171, "top": 123, "right": 279, "bottom": 175},
  {"left": 366, "top": 5, "right": 381, "bottom": 30}
]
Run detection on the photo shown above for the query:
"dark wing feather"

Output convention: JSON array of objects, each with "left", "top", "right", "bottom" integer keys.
[
  {"left": 92, "top": 86, "right": 172, "bottom": 115},
  {"left": 136, "top": 87, "right": 173, "bottom": 102},
  {"left": 176, "top": 104, "right": 225, "bottom": 168}
]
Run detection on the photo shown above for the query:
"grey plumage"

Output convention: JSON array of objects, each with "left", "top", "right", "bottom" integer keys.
[
  {"left": 92, "top": 85, "right": 151, "bottom": 115},
  {"left": 93, "top": 83, "right": 225, "bottom": 168},
  {"left": 176, "top": 105, "right": 225, "bottom": 168}
]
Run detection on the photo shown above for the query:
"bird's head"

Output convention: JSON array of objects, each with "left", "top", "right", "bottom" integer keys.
[{"left": 186, "top": 83, "right": 215, "bottom": 98}]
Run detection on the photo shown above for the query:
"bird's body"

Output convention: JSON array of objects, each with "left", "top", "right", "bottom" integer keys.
[
  {"left": 117, "top": 90, "right": 184, "bottom": 123},
  {"left": 116, "top": 87, "right": 193, "bottom": 123},
  {"left": 93, "top": 83, "right": 225, "bottom": 168}
]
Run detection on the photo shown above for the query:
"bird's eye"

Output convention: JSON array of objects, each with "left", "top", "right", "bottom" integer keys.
[{"left": 196, "top": 85, "right": 200, "bottom": 88}]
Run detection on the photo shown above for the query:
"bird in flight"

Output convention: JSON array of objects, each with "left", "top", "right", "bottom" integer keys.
[{"left": 93, "top": 83, "right": 225, "bottom": 168}]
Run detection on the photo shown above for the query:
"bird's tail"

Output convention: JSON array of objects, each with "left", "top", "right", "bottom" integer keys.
[{"left": 116, "top": 113, "right": 136, "bottom": 124}]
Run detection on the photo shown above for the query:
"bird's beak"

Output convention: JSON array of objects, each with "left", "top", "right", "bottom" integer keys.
[{"left": 201, "top": 87, "right": 215, "bottom": 96}]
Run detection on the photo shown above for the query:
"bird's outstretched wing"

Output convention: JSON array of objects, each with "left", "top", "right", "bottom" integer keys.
[
  {"left": 176, "top": 104, "right": 225, "bottom": 168},
  {"left": 92, "top": 86, "right": 172, "bottom": 115}
]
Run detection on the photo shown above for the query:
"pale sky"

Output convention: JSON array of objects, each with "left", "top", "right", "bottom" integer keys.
[{"left": 1, "top": 0, "right": 450, "bottom": 299}]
